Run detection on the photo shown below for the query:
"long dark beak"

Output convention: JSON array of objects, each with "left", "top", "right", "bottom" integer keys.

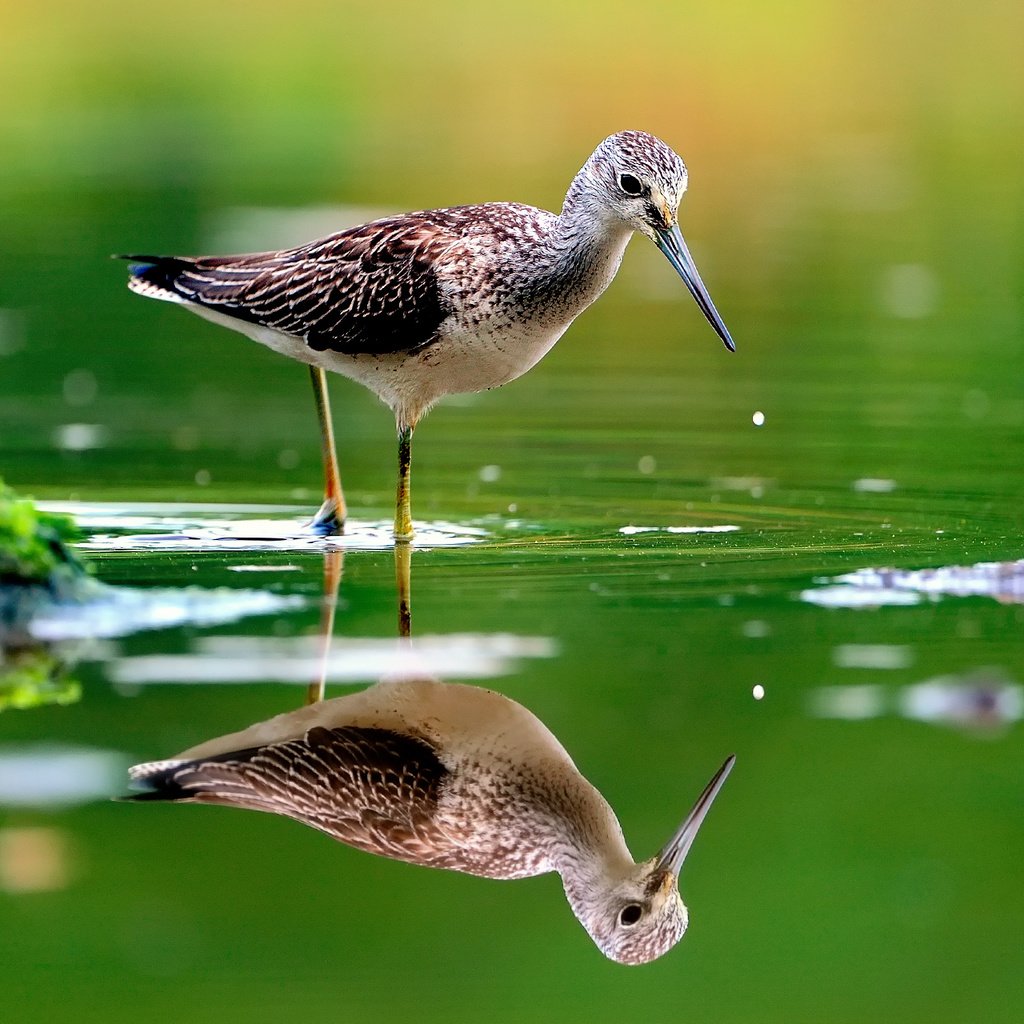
[
  {"left": 655, "top": 755, "right": 735, "bottom": 877},
  {"left": 654, "top": 225, "right": 736, "bottom": 352}
]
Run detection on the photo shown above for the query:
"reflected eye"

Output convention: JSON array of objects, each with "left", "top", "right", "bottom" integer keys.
[
  {"left": 619, "top": 904, "right": 643, "bottom": 927},
  {"left": 618, "top": 173, "right": 644, "bottom": 196}
]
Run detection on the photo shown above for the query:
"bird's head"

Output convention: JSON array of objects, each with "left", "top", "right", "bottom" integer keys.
[
  {"left": 584, "top": 130, "right": 689, "bottom": 238},
  {"left": 566, "top": 754, "right": 735, "bottom": 965},
  {"left": 578, "top": 130, "right": 735, "bottom": 352},
  {"left": 575, "top": 863, "right": 689, "bottom": 965}
]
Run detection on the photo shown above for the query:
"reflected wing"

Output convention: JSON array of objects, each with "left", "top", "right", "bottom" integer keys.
[
  {"left": 130, "top": 725, "right": 455, "bottom": 865},
  {"left": 124, "top": 214, "right": 463, "bottom": 356}
]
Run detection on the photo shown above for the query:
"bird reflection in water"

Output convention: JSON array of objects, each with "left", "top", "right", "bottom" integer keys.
[{"left": 128, "top": 546, "right": 734, "bottom": 964}]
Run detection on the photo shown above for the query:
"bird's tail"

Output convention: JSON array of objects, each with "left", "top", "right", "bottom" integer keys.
[
  {"left": 124, "top": 746, "right": 280, "bottom": 813},
  {"left": 123, "top": 758, "right": 196, "bottom": 802},
  {"left": 117, "top": 254, "right": 195, "bottom": 304}
]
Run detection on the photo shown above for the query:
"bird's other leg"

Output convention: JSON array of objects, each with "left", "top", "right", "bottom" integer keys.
[
  {"left": 394, "top": 422, "right": 415, "bottom": 542},
  {"left": 306, "top": 549, "right": 343, "bottom": 705},
  {"left": 394, "top": 541, "right": 412, "bottom": 638},
  {"left": 308, "top": 366, "right": 346, "bottom": 535}
]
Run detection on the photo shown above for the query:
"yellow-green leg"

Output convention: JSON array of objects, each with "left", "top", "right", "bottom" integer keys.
[
  {"left": 306, "top": 549, "right": 343, "bottom": 705},
  {"left": 394, "top": 541, "right": 412, "bottom": 638},
  {"left": 394, "top": 424, "right": 414, "bottom": 542},
  {"left": 308, "top": 366, "right": 346, "bottom": 535}
]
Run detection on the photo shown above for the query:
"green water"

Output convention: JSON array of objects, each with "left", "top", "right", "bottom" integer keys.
[{"left": 2, "top": 2, "right": 1023, "bottom": 1022}]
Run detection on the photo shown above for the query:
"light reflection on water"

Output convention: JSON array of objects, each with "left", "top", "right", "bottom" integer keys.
[
  {"left": 0, "top": 825, "right": 75, "bottom": 894},
  {"left": 0, "top": 744, "right": 129, "bottom": 807},
  {"left": 25, "top": 586, "right": 305, "bottom": 642},
  {"left": 618, "top": 524, "right": 740, "bottom": 536},
  {"left": 809, "top": 670, "right": 1023, "bottom": 733},
  {"left": 111, "top": 632, "right": 557, "bottom": 685},
  {"left": 800, "top": 559, "right": 1024, "bottom": 607}
]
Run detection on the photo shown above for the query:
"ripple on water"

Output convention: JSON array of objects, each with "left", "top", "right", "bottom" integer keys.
[{"left": 39, "top": 503, "right": 490, "bottom": 552}]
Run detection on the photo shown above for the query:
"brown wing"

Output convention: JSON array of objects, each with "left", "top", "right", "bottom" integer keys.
[
  {"left": 130, "top": 725, "right": 456, "bottom": 866},
  {"left": 124, "top": 213, "right": 466, "bottom": 356}
]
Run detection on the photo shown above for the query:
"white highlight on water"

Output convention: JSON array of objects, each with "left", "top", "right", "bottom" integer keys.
[
  {"left": 111, "top": 633, "right": 558, "bottom": 685},
  {"left": 619, "top": 525, "right": 740, "bottom": 536},
  {"left": 833, "top": 644, "right": 913, "bottom": 670},
  {"left": 852, "top": 477, "right": 897, "bottom": 493}
]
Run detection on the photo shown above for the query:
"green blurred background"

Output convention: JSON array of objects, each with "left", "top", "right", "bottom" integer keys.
[{"left": 1, "top": 2, "right": 1023, "bottom": 1023}]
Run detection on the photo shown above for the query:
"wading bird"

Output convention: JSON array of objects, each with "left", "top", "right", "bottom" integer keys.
[{"left": 123, "top": 130, "right": 735, "bottom": 540}]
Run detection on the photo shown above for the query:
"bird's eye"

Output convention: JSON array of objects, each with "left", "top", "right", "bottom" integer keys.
[
  {"left": 618, "top": 173, "right": 644, "bottom": 196},
  {"left": 619, "top": 904, "right": 643, "bottom": 927}
]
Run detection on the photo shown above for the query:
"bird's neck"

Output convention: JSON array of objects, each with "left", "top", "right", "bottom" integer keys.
[
  {"left": 558, "top": 844, "right": 639, "bottom": 940},
  {"left": 553, "top": 182, "right": 634, "bottom": 276},
  {"left": 548, "top": 794, "right": 637, "bottom": 916},
  {"left": 520, "top": 180, "right": 632, "bottom": 314}
]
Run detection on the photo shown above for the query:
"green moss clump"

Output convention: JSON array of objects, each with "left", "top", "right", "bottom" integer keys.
[
  {"left": 0, "top": 478, "right": 86, "bottom": 586},
  {"left": 0, "top": 649, "right": 82, "bottom": 710}
]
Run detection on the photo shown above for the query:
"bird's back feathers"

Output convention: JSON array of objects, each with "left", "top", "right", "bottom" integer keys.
[{"left": 129, "top": 724, "right": 460, "bottom": 865}]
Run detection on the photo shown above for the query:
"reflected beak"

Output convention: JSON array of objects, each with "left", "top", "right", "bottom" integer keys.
[
  {"left": 655, "top": 755, "right": 735, "bottom": 877},
  {"left": 654, "top": 224, "right": 737, "bottom": 352}
]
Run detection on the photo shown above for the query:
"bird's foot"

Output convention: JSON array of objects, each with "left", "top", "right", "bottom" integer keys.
[{"left": 308, "top": 497, "right": 345, "bottom": 536}]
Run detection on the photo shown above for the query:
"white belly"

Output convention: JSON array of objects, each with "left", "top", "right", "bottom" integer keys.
[{"left": 188, "top": 300, "right": 575, "bottom": 429}]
